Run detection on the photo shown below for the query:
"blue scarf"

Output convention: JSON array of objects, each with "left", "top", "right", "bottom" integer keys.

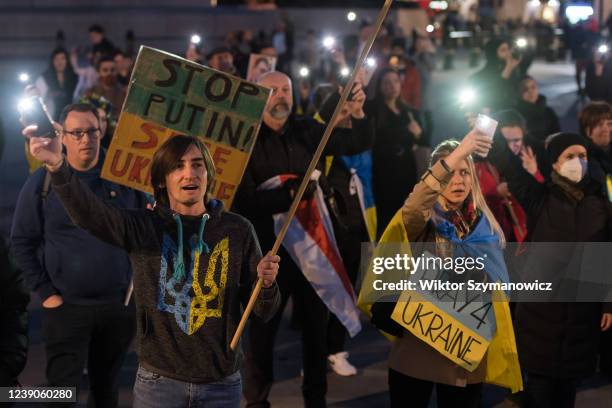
[{"left": 433, "top": 202, "right": 510, "bottom": 286}]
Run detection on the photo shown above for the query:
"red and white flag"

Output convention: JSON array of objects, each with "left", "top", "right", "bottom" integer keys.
[{"left": 258, "top": 171, "right": 362, "bottom": 336}]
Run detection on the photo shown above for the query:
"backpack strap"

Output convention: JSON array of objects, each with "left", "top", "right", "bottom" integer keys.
[{"left": 41, "top": 170, "right": 52, "bottom": 202}]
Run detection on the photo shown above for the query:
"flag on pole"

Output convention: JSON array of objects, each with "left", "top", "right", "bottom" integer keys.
[{"left": 258, "top": 171, "right": 362, "bottom": 337}]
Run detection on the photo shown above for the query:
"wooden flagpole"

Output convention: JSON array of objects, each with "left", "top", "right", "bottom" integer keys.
[{"left": 230, "top": 0, "right": 394, "bottom": 351}]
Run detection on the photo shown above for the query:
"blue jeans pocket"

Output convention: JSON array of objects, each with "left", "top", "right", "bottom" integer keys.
[{"left": 136, "top": 366, "right": 161, "bottom": 384}]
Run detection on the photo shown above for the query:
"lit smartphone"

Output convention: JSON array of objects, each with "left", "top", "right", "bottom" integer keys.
[
  {"left": 474, "top": 114, "right": 497, "bottom": 158},
  {"left": 475, "top": 114, "right": 498, "bottom": 140},
  {"left": 19, "top": 97, "right": 55, "bottom": 138}
]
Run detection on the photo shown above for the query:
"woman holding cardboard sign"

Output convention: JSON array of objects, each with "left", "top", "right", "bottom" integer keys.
[{"left": 371, "top": 129, "right": 522, "bottom": 408}]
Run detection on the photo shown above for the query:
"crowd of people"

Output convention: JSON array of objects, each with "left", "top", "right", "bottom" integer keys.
[{"left": 3, "top": 12, "right": 612, "bottom": 408}]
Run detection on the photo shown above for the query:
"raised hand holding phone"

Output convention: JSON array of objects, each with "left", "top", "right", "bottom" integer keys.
[
  {"left": 23, "top": 123, "right": 63, "bottom": 170},
  {"left": 18, "top": 96, "right": 56, "bottom": 138},
  {"left": 444, "top": 128, "right": 493, "bottom": 171},
  {"left": 473, "top": 114, "right": 498, "bottom": 157}
]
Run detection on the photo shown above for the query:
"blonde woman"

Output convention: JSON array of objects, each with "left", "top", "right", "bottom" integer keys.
[{"left": 372, "top": 129, "right": 511, "bottom": 408}]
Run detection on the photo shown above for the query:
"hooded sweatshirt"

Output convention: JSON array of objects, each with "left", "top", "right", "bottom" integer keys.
[{"left": 48, "top": 161, "right": 280, "bottom": 383}]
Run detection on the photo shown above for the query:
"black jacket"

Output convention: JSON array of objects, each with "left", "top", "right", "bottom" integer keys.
[
  {"left": 586, "top": 139, "right": 612, "bottom": 191},
  {"left": 585, "top": 60, "right": 612, "bottom": 104},
  {"left": 489, "top": 129, "right": 551, "bottom": 183},
  {"left": 515, "top": 95, "right": 561, "bottom": 145},
  {"left": 325, "top": 154, "right": 371, "bottom": 238},
  {"left": 505, "top": 154, "right": 612, "bottom": 378},
  {"left": 11, "top": 153, "right": 145, "bottom": 305},
  {"left": 469, "top": 39, "right": 521, "bottom": 112},
  {"left": 49, "top": 162, "right": 280, "bottom": 383},
  {"left": 232, "top": 115, "right": 373, "bottom": 252},
  {"left": 0, "top": 237, "right": 29, "bottom": 386},
  {"left": 364, "top": 101, "right": 422, "bottom": 237}
]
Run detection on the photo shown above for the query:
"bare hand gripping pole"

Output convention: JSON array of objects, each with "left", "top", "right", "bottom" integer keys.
[{"left": 230, "top": 0, "right": 394, "bottom": 351}]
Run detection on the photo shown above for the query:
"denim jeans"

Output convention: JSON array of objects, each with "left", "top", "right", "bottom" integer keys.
[{"left": 133, "top": 365, "right": 241, "bottom": 408}]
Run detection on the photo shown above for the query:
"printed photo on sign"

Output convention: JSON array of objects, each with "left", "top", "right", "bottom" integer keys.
[{"left": 246, "top": 54, "right": 277, "bottom": 83}]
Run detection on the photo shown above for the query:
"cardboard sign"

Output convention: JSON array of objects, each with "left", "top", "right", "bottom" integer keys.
[
  {"left": 102, "top": 46, "right": 271, "bottom": 208},
  {"left": 391, "top": 251, "right": 494, "bottom": 372},
  {"left": 246, "top": 53, "right": 277, "bottom": 82},
  {"left": 392, "top": 290, "right": 490, "bottom": 371}
]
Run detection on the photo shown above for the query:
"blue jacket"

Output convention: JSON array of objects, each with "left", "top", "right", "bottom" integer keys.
[{"left": 10, "top": 155, "right": 145, "bottom": 305}]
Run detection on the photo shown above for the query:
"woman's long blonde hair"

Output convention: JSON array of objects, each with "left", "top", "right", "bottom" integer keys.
[{"left": 430, "top": 140, "right": 506, "bottom": 246}]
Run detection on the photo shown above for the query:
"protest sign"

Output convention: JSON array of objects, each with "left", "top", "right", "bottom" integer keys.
[
  {"left": 390, "top": 251, "right": 495, "bottom": 372},
  {"left": 392, "top": 290, "right": 490, "bottom": 371},
  {"left": 246, "top": 53, "right": 277, "bottom": 82},
  {"left": 102, "top": 46, "right": 270, "bottom": 208}
]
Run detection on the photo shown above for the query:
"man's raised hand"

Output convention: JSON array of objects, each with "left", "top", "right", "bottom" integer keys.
[{"left": 23, "top": 123, "right": 63, "bottom": 170}]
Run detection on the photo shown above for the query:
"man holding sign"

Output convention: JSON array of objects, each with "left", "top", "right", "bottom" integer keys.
[
  {"left": 25, "top": 131, "right": 281, "bottom": 408},
  {"left": 235, "top": 71, "right": 373, "bottom": 408}
]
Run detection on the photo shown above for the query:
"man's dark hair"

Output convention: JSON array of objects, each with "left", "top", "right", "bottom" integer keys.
[
  {"left": 95, "top": 55, "right": 115, "bottom": 71},
  {"left": 88, "top": 24, "right": 104, "bottom": 34},
  {"left": 59, "top": 103, "right": 100, "bottom": 127},
  {"left": 256, "top": 43, "right": 274, "bottom": 53},
  {"left": 151, "top": 135, "right": 216, "bottom": 207},
  {"left": 579, "top": 101, "right": 612, "bottom": 137},
  {"left": 519, "top": 75, "right": 536, "bottom": 93},
  {"left": 495, "top": 109, "right": 527, "bottom": 133},
  {"left": 206, "top": 46, "right": 232, "bottom": 62}
]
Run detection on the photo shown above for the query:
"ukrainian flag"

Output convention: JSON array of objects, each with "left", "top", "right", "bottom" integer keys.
[
  {"left": 357, "top": 209, "right": 523, "bottom": 393},
  {"left": 316, "top": 112, "right": 377, "bottom": 242}
]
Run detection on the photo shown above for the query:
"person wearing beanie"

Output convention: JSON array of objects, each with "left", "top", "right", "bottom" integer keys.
[{"left": 502, "top": 131, "right": 612, "bottom": 407}]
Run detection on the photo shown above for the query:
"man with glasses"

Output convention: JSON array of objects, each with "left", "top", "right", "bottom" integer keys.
[{"left": 10, "top": 103, "right": 145, "bottom": 407}]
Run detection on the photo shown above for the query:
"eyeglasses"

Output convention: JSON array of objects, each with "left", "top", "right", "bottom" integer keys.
[{"left": 62, "top": 128, "right": 101, "bottom": 140}]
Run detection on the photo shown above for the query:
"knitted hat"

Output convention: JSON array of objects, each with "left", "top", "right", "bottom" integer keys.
[{"left": 545, "top": 132, "right": 588, "bottom": 164}]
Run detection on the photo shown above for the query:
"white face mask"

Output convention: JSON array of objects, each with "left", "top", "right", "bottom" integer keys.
[{"left": 559, "top": 157, "right": 587, "bottom": 183}]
